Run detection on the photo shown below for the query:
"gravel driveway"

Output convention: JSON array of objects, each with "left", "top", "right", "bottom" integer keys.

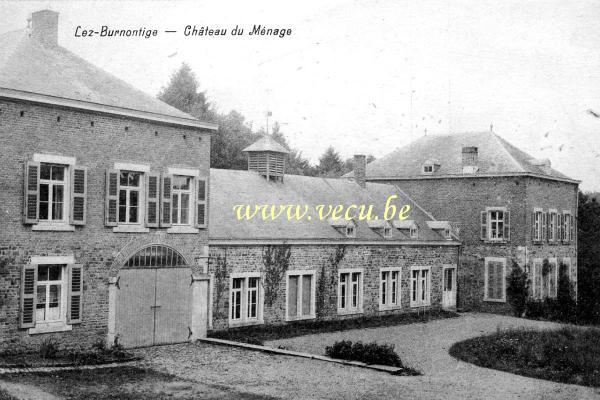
[{"left": 134, "top": 313, "right": 600, "bottom": 399}]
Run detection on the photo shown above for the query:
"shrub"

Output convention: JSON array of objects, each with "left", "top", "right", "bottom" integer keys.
[
  {"left": 325, "top": 340, "right": 403, "bottom": 367},
  {"left": 525, "top": 299, "right": 546, "bottom": 319},
  {"left": 506, "top": 261, "right": 529, "bottom": 317},
  {"left": 39, "top": 337, "right": 59, "bottom": 359}
]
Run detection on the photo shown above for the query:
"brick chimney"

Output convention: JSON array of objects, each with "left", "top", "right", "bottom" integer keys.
[
  {"left": 461, "top": 146, "right": 479, "bottom": 173},
  {"left": 28, "top": 10, "right": 59, "bottom": 47},
  {"left": 354, "top": 154, "right": 366, "bottom": 188}
]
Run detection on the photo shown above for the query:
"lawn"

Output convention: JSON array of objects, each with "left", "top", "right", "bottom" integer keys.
[
  {"left": 209, "top": 309, "right": 457, "bottom": 345},
  {"left": 1, "top": 366, "right": 277, "bottom": 400},
  {"left": 449, "top": 326, "right": 600, "bottom": 387}
]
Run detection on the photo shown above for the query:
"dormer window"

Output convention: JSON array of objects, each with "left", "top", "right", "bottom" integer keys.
[
  {"left": 421, "top": 159, "right": 440, "bottom": 175},
  {"left": 392, "top": 220, "right": 419, "bottom": 239},
  {"left": 444, "top": 228, "right": 451, "bottom": 239},
  {"left": 329, "top": 218, "right": 356, "bottom": 238},
  {"left": 367, "top": 220, "right": 392, "bottom": 238},
  {"left": 346, "top": 224, "right": 356, "bottom": 238},
  {"left": 410, "top": 226, "right": 418, "bottom": 239},
  {"left": 383, "top": 226, "right": 392, "bottom": 238},
  {"left": 426, "top": 221, "right": 454, "bottom": 241},
  {"left": 422, "top": 164, "right": 434, "bottom": 174}
]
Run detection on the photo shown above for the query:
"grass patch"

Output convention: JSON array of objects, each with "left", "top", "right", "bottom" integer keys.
[
  {"left": 209, "top": 309, "right": 458, "bottom": 345},
  {"left": 0, "top": 389, "right": 18, "bottom": 400},
  {"left": 449, "top": 327, "right": 600, "bottom": 387},
  {"left": 2, "top": 366, "right": 276, "bottom": 400}
]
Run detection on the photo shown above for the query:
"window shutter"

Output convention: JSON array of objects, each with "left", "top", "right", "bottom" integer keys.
[
  {"left": 145, "top": 172, "right": 160, "bottom": 228},
  {"left": 542, "top": 212, "right": 547, "bottom": 242},
  {"left": 67, "top": 264, "right": 83, "bottom": 324},
  {"left": 160, "top": 174, "right": 173, "bottom": 227},
  {"left": 70, "top": 166, "right": 87, "bottom": 225},
  {"left": 480, "top": 211, "right": 487, "bottom": 241},
  {"left": 558, "top": 213, "right": 563, "bottom": 243},
  {"left": 105, "top": 170, "right": 119, "bottom": 227},
  {"left": 20, "top": 264, "right": 37, "bottom": 328},
  {"left": 531, "top": 211, "right": 537, "bottom": 242},
  {"left": 570, "top": 216, "right": 575, "bottom": 244},
  {"left": 504, "top": 211, "right": 510, "bottom": 241},
  {"left": 23, "top": 161, "right": 40, "bottom": 224},
  {"left": 195, "top": 177, "right": 207, "bottom": 228}
]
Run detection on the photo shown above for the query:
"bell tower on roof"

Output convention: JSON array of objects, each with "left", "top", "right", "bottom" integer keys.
[{"left": 242, "top": 135, "right": 289, "bottom": 182}]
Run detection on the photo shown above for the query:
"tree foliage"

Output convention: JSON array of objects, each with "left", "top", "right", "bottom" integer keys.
[
  {"left": 506, "top": 261, "right": 529, "bottom": 317},
  {"left": 577, "top": 192, "right": 600, "bottom": 323}
]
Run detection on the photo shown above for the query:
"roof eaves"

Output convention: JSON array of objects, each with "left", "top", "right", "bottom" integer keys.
[
  {"left": 368, "top": 172, "right": 580, "bottom": 184},
  {"left": 208, "top": 238, "right": 461, "bottom": 246},
  {"left": 0, "top": 87, "right": 218, "bottom": 131}
]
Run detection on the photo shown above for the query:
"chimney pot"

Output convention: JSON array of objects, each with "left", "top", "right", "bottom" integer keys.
[
  {"left": 29, "top": 10, "right": 59, "bottom": 47},
  {"left": 354, "top": 154, "right": 366, "bottom": 188}
]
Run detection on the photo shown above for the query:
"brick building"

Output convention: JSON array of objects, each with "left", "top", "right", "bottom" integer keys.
[
  {"left": 346, "top": 131, "right": 579, "bottom": 312},
  {"left": 206, "top": 137, "right": 460, "bottom": 332},
  {"left": 0, "top": 10, "right": 217, "bottom": 349}
]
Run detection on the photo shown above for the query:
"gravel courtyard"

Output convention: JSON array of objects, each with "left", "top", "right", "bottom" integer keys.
[{"left": 133, "top": 313, "right": 600, "bottom": 400}]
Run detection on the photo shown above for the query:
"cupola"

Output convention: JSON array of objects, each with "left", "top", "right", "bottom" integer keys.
[{"left": 242, "top": 135, "right": 289, "bottom": 182}]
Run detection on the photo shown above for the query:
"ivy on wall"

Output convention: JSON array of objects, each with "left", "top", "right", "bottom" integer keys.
[
  {"left": 260, "top": 245, "right": 292, "bottom": 307},
  {"left": 213, "top": 251, "right": 228, "bottom": 320},
  {"left": 316, "top": 245, "right": 346, "bottom": 319}
]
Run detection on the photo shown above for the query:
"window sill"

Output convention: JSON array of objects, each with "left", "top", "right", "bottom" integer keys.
[
  {"left": 483, "top": 239, "right": 508, "bottom": 244},
  {"left": 379, "top": 305, "right": 401, "bottom": 311},
  {"left": 483, "top": 298, "right": 506, "bottom": 303},
  {"left": 410, "top": 303, "right": 431, "bottom": 308},
  {"left": 28, "top": 322, "right": 72, "bottom": 335},
  {"left": 167, "top": 226, "right": 199, "bottom": 234},
  {"left": 286, "top": 315, "right": 316, "bottom": 322},
  {"left": 229, "top": 319, "right": 264, "bottom": 328},
  {"left": 337, "top": 309, "right": 363, "bottom": 316},
  {"left": 112, "top": 225, "right": 150, "bottom": 233},
  {"left": 32, "top": 223, "right": 75, "bottom": 232}
]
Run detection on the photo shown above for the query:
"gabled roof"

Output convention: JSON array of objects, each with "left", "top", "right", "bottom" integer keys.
[
  {"left": 0, "top": 28, "right": 216, "bottom": 130},
  {"left": 208, "top": 168, "right": 459, "bottom": 244},
  {"left": 242, "top": 135, "right": 289, "bottom": 153},
  {"left": 344, "top": 131, "right": 576, "bottom": 183}
]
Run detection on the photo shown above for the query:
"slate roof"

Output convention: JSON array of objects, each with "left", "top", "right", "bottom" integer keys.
[
  {"left": 242, "top": 135, "right": 289, "bottom": 153},
  {"left": 0, "top": 28, "right": 213, "bottom": 128},
  {"left": 344, "top": 131, "right": 576, "bottom": 182},
  {"left": 208, "top": 168, "right": 458, "bottom": 243}
]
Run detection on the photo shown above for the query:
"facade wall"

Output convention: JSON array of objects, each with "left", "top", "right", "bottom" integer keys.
[
  {"left": 0, "top": 99, "right": 211, "bottom": 350},
  {"left": 377, "top": 176, "right": 578, "bottom": 313},
  {"left": 207, "top": 244, "right": 459, "bottom": 331}
]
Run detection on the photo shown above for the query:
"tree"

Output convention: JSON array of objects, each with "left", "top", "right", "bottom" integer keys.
[
  {"left": 506, "top": 261, "right": 529, "bottom": 317},
  {"left": 343, "top": 155, "right": 376, "bottom": 175},
  {"left": 210, "top": 110, "right": 260, "bottom": 170},
  {"left": 577, "top": 192, "right": 600, "bottom": 323},
  {"left": 158, "top": 63, "right": 212, "bottom": 120},
  {"left": 317, "top": 146, "right": 345, "bottom": 177},
  {"left": 270, "top": 122, "right": 316, "bottom": 176}
]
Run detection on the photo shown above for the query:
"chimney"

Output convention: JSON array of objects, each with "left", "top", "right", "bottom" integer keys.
[
  {"left": 28, "top": 10, "right": 59, "bottom": 47},
  {"left": 461, "top": 146, "right": 479, "bottom": 173},
  {"left": 354, "top": 154, "right": 366, "bottom": 188}
]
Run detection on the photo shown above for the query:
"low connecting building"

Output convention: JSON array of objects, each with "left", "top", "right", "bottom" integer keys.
[{"left": 346, "top": 131, "right": 579, "bottom": 312}]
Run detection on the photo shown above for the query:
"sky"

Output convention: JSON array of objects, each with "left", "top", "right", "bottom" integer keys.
[{"left": 1, "top": 0, "right": 600, "bottom": 190}]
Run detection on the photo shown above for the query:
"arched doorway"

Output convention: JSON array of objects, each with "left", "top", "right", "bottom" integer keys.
[{"left": 115, "top": 245, "right": 192, "bottom": 347}]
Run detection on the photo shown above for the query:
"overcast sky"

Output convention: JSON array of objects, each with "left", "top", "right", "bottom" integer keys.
[{"left": 2, "top": 0, "right": 600, "bottom": 190}]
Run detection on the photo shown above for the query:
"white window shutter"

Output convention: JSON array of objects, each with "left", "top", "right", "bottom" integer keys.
[
  {"left": 195, "top": 178, "right": 207, "bottom": 228},
  {"left": 504, "top": 211, "right": 510, "bottom": 241},
  {"left": 67, "top": 264, "right": 83, "bottom": 324},
  {"left": 480, "top": 211, "right": 487, "bottom": 240},
  {"left": 23, "top": 161, "right": 40, "bottom": 224},
  {"left": 558, "top": 213, "right": 563, "bottom": 243},
  {"left": 105, "top": 170, "right": 119, "bottom": 227},
  {"left": 70, "top": 166, "right": 87, "bottom": 225},
  {"left": 20, "top": 264, "right": 37, "bottom": 328},
  {"left": 145, "top": 172, "right": 160, "bottom": 228},
  {"left": 160, "top": 174, "right": 173, "bottom": 227}
]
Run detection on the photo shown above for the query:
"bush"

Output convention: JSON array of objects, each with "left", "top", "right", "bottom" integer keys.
[
  {"left": 325, "top": 340, "right": 403, "bottom": 367},
  {"left": 525, "top": 299, "right": 546, "bottom": 319},
  {"left": 506, "top": 261, "right": 529, "bottom": 317},
  {"left": 39, "top": 337, "right": 59, "bottom": 359}
]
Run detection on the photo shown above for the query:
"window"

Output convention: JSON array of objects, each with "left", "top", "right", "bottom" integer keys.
[
  {"left": 444, "top": 228, "right": 451, "bottom": 239},
  {"left": 410, "top": 266, "right": 430, "bottom": 307},
  {"left": 172, "top": 175, "right": 192, "bottom": 225},
  {"left": 39, "top": 164, "right": 66, "bottom": 222},
  {"left": 549, "top": 211, "right": 557, "bottom": 242},
  {"left": 229, "top": 274, "right": 262, "bottom": 325},
  {"left": 346, "top": 223, "right": 356, "bottom": 238},
  {"left": 36, "top": 265, "right": 65, "bottom": 323},
  {"left": 422, "top": 164, "right": 434, "bottom": 173},
  {"left": 380, "top": 268, "right": 401, "bottom": 310},
  {"left": 532, "top": 259, "right": 542, "bottom": 299},
  {"left": 544, "top": 259, "right": 558, "bottom": 298},
  {"left": 118, "top": 171, "right": 142, "bottom": 224},
  {"left": 480, "top": 208, "right": 510, "bottom": 242},
  {"left": 410, "top": 226, "right": 418, "bottom": 239},
  {"left": 338, "top": 269, "right": 363, "bottom": 314},
  {"left": 286, "top": 271, "right": 315, "bottom": 320},
  {"left": 563, "top": 212, "right": 572, "bottom": 243},
  {"left": 533, "top": 209, "right": 543, "bottom": 242},
  {"left": 484, "top": 257, "right": 506, "bottom": 302},
  {"left": 383, "top": 226, "right": 392, "bottom": 238},
  {"left": 562, "top": 257, "right": 572, "bottom": 281},
  {"left": 20, "top": 259, "right": 82, "bottom": 333}
]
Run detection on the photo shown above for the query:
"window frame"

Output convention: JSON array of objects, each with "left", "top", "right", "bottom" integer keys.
[
  {"left": 484, "top": 257, "right": 506, "bottom": 302},
  {"left": 171, "top": 175, "right": 194, "bottom": 226},
  {"left": 562, "top": 211, "right": 572, "bottom": 243},
  {"left": 533, "top": 208, "right": 543, "bottom": 242},
  {"left": 409, "top": 266, "right": 431, "bottom": 307},
  {"left": 546, "top": 258, "right": 558, "bottom": 298},
  {"left": 38, "top": 163, "right": 69, "bottom": 223},
  {"left": 486, "top": 207, "right": 506, "bottom": 241},
  {"left": 345, "top": 221, "right": 356, "bottom": 238},
  {"left": 117, "top": 170, "right": 143, "bottom": 225},
  {"left": 337, "top": 268, "right": 364, "bottom": 315},
  {"left": 548, "top": 210, "right": 557, "bottom": 243},
  {"left": 228, "top": 272, "right": 263, "bottom": 327},
  {"left": 422, "top": 164, "right": 434, "bottom": 174},
  {"left": 35, "top": 264, "right": 67, "bottom": 325},
  {"left": 285, "top": 270, "right": 316, "bottom": 321},
  {"left": 532, "top": 258, "right": 542, "bottom": 299},
  {"left": 379, "top": 267, "right": 401, "bottom": 310}
]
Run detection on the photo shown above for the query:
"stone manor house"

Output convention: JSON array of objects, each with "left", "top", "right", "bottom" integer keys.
[{"left": 0, "top": 10, "right": 577, "bottom": 350}]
